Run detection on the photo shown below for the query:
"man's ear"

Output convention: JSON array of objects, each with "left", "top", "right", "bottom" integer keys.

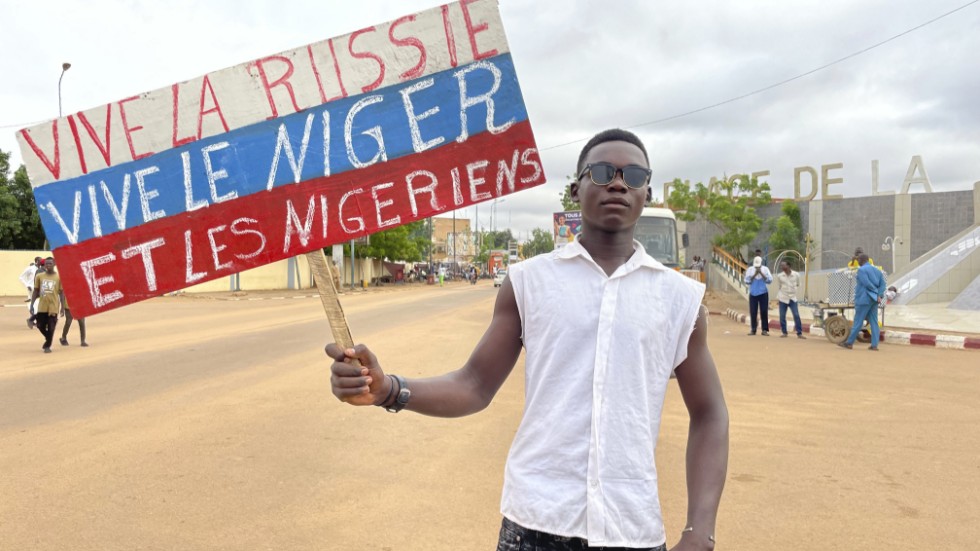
[
  {"left": 569, "top": 183, "right": 580, "bottom": 203},
  {"left": 645, "top": 187, "right": 653, "bottom": 203}
]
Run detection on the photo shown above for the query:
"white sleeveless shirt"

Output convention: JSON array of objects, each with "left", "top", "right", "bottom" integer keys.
[{"left": 502, "top": 239, "right": 705, "bottom": 548}]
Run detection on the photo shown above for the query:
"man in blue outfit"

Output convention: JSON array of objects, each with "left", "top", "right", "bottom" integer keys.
[
  {"left": 839, "top": 253, "right": 887, "bottom": 351},
  {"left": 744, "top": 256, "right": 773, "bottom": 335}
]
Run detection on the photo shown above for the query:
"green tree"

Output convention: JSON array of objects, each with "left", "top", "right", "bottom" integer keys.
[
  {"left": 559, "top": 178, "right": 579, "bottom": 211},
  {"left": 0, "top": 150, "right": 45, "bottom": 250},
  {"left": 343, "top": 220, "right": 428, "bottom": 261},
  {"left": 768, "top": 200, "right": 805, "bottom": 257},
  {"left": 473, "top": 229, "right": 514, "bottom": 265},
  {"left": 668, "top": 174, "right": 772, "bottom": 257},
  {"left": 522, "top": 228, "right": 554, "bottom": 258}
]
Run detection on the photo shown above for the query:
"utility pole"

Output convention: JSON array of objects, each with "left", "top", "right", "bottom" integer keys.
[
  {"left": 428, "top": 217, "right": 433, "bottom": 273},
  {"left": 58, "top": 62, "right": 71, "bottom": 117}
]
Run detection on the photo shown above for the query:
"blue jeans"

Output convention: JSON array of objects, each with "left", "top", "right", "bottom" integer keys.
[
  {"left": 846, "top": 302, "right": 880, "bottom": 347},
  {"left": 779, "top": 300, "right": 803, "bottom": 335},
  {"left": 496, "top": 517, "right": 666, "bottom": 551}
]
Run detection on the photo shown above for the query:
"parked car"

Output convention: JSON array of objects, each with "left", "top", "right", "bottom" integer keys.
[{"left": 493, "top": 269, "right": 507, "bottom": 287}]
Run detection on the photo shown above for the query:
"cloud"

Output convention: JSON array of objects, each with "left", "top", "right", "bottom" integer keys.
[{"left": 2, "top": 0, "right": 978, "bottom": 237}]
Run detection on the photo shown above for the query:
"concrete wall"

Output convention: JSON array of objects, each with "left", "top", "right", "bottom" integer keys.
[
  {"left": 1, "top": 250, "right": 50, "bottom": 297},
  {"left": 910, "top": 190, "right": 975, "bottom": 259},
  {"left": 912, "top": 247, "right": 980, "bottom": 305},
  {"left": 818, "top": 195, "right": 896, "bottom": 273},
  {"left": 0, "top": 250, "right": 385, "bottom": 297},
  {"left": 687, "top": 186, "right": 978, "bottom": 290}
]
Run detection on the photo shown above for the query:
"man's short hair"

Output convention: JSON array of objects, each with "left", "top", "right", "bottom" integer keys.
[
  {"left": 576, "top": 128, "right": 650, "bottom": 175},
  {"left": 858, "top": 253, "right": 869, "bottom": 264}
]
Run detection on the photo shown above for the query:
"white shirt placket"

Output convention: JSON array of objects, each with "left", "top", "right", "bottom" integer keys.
[{"left": 587, "top": 274, "right": 621, "bottom": 543}]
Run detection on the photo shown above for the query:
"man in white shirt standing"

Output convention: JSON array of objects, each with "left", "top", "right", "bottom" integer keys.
[
  {"left": 19, "top": 256, "right": 43, "bottom": 303},
  {"left": 775, "top": 260, "right": 806, "bottom": 339},
  {"left": 327, "top": 129, "right": 729, "bottom": 551}
]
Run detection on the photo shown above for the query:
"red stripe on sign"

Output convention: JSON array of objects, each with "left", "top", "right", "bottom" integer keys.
[
  {"left": 909, "top": 333, "right": 937, "bottom": 346},
  {"left": 963, "top": 337, "right": 980, "bottom": 350},
  {"left": 53, "top": 121, "right": 543, "bottom": 318}
]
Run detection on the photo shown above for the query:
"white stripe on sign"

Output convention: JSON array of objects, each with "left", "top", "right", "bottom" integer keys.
[{"left": 18, "top": 0, "right": 509, "bottom": 187}]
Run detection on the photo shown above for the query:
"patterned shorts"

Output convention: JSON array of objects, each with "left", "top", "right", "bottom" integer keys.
[{"left": 496, "top": 517, "right": 667, "bottom": 551}]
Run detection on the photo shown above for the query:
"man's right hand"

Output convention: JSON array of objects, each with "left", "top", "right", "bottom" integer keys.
[{"left": 325, "top": 343, "right": 391, "bottom": 406}]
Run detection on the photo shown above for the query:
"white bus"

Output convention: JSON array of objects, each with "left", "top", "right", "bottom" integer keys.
[{"left": 634, "top": 207, "right": 687, "bottom": 269}]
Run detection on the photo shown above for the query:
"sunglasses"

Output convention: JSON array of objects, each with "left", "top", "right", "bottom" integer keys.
[{"left": 578, "top": 162, "right": 652, "bottom": 189}]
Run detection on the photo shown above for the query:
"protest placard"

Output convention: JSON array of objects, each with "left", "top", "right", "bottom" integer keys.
[{"left": 17, "top": 0, "right": 545, "bottom": 319}]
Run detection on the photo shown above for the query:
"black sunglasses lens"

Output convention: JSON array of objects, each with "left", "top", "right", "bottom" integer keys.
[
  {"left": 622, "top": 167, "right": 649, "bottom": 188},
  {"left": 590, "top": 163, "right": 617, "bottom": 185}
]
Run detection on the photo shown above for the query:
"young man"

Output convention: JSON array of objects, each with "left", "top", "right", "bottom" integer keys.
[
  {"left": 775, "top": 260, "right": 806, "bottom": 339},
  {"left": 743, "top": 256, "right": 772, "bottom": 336},
  {"left": 24, "top": 256, "right": 44, "bottom": 327},
  {"left": 30, "top": 257, "right": 65, "bottom": 353},
  {"left": 839, "top": 253, "right": 886, "bottom": 351},
  {"left": 18, "top": 257, "right": 42, "bottom": 303},
  {"left": 327, "top": 129, "right": 728, "bottom": 551}
]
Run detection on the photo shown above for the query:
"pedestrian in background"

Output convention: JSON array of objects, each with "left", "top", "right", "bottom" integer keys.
[
  {"left": 839, "top": 253, "right": 887, "bottom": 351},
  {"left": 776, "top": 260, "right": 806, "bottom": 339},
  {"left": 30, "top": 257, "right": 65, "bottom": 353},
  {"left": 60, "top": 292, "right": 88, "bottom": 348},
  {"left": 744, "top": 256, "right": 773, "bottom": 336},
  {"left": 19, "top": 256, "right": 42, "bottom": 303}
]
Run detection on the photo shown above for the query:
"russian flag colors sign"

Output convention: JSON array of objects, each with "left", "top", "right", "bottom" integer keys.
[{"left": 16, "top": 0, "right": 545, "bottom": 318}]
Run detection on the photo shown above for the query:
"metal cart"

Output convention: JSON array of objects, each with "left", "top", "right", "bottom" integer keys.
[{"left": 808, "top": 270, "right": 885, "bottom": 344}]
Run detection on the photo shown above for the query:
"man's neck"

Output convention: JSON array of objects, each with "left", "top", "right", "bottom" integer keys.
[{"left": 577, "top": 229, "right": 636, "bottom": 276}]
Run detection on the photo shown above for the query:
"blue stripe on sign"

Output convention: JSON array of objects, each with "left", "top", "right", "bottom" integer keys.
[{"left": 36, "top": 54, "right": 528, "bottom": 249}]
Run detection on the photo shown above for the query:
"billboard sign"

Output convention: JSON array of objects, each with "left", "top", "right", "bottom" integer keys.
[{"left": 553, "top": 210, "right": 582, "bottom": 249}]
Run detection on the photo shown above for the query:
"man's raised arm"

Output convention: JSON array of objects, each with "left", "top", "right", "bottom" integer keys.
[{"left": 326, "top": 277, "right": 524, "bottom": 418}]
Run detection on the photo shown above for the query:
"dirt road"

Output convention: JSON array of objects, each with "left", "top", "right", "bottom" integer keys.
[{"left": 1, "top": 283, "right": 977, "bottom": 550}]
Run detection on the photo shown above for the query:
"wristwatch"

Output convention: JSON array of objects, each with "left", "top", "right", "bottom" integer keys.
[{"left": 385, "top": 374, "right": 411, "bottom": 413}]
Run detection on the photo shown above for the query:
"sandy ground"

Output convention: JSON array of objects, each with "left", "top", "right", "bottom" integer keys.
[{"left": 1, "top": 282, "right": 978, "bottom": 550}]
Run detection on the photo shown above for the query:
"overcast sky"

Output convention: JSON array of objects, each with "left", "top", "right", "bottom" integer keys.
[{"left": 2, "top": 0, "right": 978, "bottom": 239}]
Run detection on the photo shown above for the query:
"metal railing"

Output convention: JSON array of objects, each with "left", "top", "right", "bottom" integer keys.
[
  {"left": 711, "top": 246, "right": 748, "bottom": 290},
  {"left": 680, "top": 269, "right": 706, "bottom": 283}
]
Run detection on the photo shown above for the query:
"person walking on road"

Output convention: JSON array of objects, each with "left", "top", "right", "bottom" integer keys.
[
  {"left": 744, "top": 256, "right": 773, "bottom": 335},
  {"left": 326, "top": 129, "right": 729, "bottom": 551},
  {"left": 19, "top": 257, "right": 42, "bottom": 303},
  {"left": 776, "top": 260, "right": 806, "bottom": 339},
  {"left": 59, "top": 292, "right": 88, "bottom": 348},
  {"left": 839, "top": 253, "right": 887, "bottom": 351},
  {"left": 30, "top": 257, "right": 65, "bottom": 353}
]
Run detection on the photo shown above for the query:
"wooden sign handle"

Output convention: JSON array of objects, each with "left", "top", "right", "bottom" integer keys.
[{"left": 305, "top": 249, "right": 360, "bottom": 366}]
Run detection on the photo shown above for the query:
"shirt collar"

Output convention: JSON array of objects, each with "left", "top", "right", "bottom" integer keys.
[{"left": 556, "top": 238, "right": 669, "bottom": 272}]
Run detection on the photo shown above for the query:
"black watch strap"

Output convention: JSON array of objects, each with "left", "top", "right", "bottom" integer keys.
[{"left": 384, "top": 374, "right": 411, "bottom": 413}]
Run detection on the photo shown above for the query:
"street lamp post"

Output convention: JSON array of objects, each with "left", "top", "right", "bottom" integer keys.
[
  {"left": 58, "top": 62, "right": 71, "bottom": 117},
  {"left": 492, "top": 198, "right": 507, "bottom": 232},
  {"left": 882, "top": 236, "right": 900, "bottom": 274}
]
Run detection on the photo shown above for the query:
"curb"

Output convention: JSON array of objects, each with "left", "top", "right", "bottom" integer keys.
[{"left": 723, "top": 308, "right": 980, "bottom": 351}]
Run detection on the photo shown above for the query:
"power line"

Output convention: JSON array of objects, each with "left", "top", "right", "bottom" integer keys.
[
  {"left": 0, "top": 118, "right": 48, "bottom": 130},
  {"left": 541, "top": 0, "right": 979, "bottom": 152},
  {"left": 2, "top": 1, "right": 976, "bottom": 138}
]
